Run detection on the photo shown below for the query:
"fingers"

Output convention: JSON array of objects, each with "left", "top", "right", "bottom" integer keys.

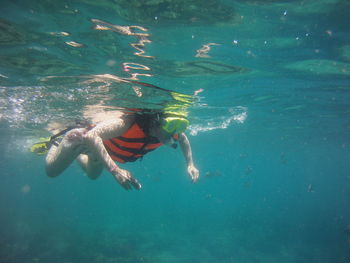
[
  {"left": 189, "top": 167, "right": 200, "bottom": 183},
  {"left": 121, "top": 178, "right": 141, "bottom": 190},
  {"left": 117, "top": 176, "right": 133, "bottom": 190},
  {"left": 129, "top": 177, "right": 142, "bottom": 190},
  {"left": 114, "top": 170, "right": 141, "bottom": 190},
  {"left": 191, "top": 173, "right": 199, "bottom": 183}
]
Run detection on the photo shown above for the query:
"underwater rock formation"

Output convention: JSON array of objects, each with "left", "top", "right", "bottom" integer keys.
[
  {"left": 0, "top": 19, "right": 28, "bottom": 45},
  {"left": 152, "top": 60, "right": 249, "bottom": 76},
  {"left": 285, "top": 59, "right": 350, "bottom": 76},
  {"left": 339, "top": 45, "right": 350, "bottom": 62}
]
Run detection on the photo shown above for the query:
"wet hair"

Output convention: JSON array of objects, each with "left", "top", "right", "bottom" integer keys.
[{"left": 134, "top": 111, "right": 162, "bottom": 135}]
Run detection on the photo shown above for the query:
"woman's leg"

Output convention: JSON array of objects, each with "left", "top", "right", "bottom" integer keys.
[
  {"left": 45, "top": 128, "right": 87, "bottom": 177},
  {"left": 76, "top": 153, "right": 103, "bottom": 179}
]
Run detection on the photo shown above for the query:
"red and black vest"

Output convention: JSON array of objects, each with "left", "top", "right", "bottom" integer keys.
[{"left": 103, "top": 119, "right": 163, "bottom": 163}]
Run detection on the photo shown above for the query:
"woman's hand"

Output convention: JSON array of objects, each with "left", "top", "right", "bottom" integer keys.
[
  {"left": 111, "top": 167, "right": 141, "bottom": 190},
  {"left": 187, "top": 164, "right": 199, "bottom": 183}
]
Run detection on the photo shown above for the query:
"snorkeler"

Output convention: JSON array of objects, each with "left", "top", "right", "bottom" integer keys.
[{"left": 42, "top": 109, "right": 199, "bottom": 190}]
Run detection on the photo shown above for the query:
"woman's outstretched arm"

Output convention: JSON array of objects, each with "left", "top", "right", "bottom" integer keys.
[{"left": 178, "top": 132, "right": 199, "bottom": 182}]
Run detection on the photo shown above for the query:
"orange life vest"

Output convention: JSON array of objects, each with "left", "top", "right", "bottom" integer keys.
[{"left": 103, "top": 121, "right": 163, "bottom": 163}]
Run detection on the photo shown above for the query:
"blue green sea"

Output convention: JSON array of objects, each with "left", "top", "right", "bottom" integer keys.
[{"left": 1, "top": 0, "right": 350, "bottom": 262}]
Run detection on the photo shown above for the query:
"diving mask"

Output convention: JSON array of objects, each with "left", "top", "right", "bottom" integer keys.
[{"left": 161, "top": 116, "right": 189, "bottom": 135}]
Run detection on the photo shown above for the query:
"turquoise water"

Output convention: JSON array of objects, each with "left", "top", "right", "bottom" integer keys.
[{"left": 1, "top": 0, "right": 350, "bottom": 262}]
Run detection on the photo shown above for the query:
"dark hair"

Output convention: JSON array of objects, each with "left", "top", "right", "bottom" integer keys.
[{"left": 134, "top": 111, "right": 162, "bottom": 135}]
